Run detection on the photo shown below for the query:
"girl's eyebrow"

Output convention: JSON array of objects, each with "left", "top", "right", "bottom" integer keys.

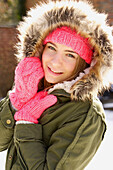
[
  {"left": 65, "top": 50, "right": 77, "bottom": 54},
  {"left": 48, "top": 42, "right": 57, "bottom": 47}
]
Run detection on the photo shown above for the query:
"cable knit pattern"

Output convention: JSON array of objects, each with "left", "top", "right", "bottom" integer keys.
[
  {"left": 9, "top": 57, "right": 44, "bottom": 110},
  {"left": 14, "top": 91, "right": 57, "bottom": 123},
  {"left": 44, "top": 26, "right": 93, "bottom": 64}
]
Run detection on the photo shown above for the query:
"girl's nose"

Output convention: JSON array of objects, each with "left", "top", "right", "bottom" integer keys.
[{"left": 51, "top": 54, "right": 62, "bottom": 66}]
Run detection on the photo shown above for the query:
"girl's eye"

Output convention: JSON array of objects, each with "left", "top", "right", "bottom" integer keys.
[
  {"left": 48, "top": 45, "right": 56, "bottom": 51},
  {"left": 67, "top": 53, "right": 75, "bottom": 58}
]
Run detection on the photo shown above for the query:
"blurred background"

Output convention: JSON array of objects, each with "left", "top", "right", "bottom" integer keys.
[{"left": 0, "top": 0, "right": 113, "bottom": 170}]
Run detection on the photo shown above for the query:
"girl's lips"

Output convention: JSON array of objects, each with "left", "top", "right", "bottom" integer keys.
[{"left": 47, "top": 66, "right": 63, "bottom": 76}]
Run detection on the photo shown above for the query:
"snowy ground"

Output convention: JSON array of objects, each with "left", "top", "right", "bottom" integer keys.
[{"left": 0, "top": 109, "right": 113, "bottom": 170}]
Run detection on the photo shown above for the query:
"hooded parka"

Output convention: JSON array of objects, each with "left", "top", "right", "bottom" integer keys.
[{"left": 0, "top": 0, "right": 113, "bottom": 169}]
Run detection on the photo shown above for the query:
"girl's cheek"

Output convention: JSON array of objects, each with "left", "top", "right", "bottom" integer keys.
[{"left": 68, "top": 61, "right": 77, "bottom": 72}]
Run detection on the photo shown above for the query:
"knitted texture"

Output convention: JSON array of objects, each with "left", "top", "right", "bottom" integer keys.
[
  {"left": 14, "top": 91, "right": 57, "bottom": 123},
  {"left": 44, "top": 26, "right": 93, "bottom": 64},
  {"left": 9, "top": 57, "right": 44, "bottom": 110}
]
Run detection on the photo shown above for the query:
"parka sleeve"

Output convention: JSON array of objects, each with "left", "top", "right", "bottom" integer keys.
[
  {"left": 13, "top": 102, "right": 106, "bottom": 170},
  {"left": 0, "top": 96, "right": 15, "bottom": 151}
]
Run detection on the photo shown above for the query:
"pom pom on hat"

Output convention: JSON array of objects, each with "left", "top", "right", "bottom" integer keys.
[{"left": 43, "top": 26, "right": 93, "bottom": 64}]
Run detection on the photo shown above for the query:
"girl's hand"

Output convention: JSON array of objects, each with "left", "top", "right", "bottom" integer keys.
[
  {"left": 9, "top": 57, "right": 44, "bottom": 110},
  {"left": 14, "top": 91, "right": 57, "bottom": 123}
]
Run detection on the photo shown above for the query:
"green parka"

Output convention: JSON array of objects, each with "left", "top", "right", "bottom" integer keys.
[
  {"left": 0, "top": 0, "right": 113, "bottom": 169},
  {"left": 0, "top": 90, "right": 106, "bottom": 170}
]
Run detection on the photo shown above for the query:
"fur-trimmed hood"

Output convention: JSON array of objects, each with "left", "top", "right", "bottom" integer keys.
[{"left": 15, "top": 0, "right": 113, "bottom": 101}]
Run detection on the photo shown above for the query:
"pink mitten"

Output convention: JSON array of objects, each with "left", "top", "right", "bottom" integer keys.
[
  {"left": 14, "top": 91, "right": 57, "bottom": 123},
  {"left": 9, "top": 57, "right": 44, "bottom": 110}
]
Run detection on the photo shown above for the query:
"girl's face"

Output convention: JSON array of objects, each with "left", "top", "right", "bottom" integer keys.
[{"left": 42, "top": 42, "right": 79, "bottom": 84}]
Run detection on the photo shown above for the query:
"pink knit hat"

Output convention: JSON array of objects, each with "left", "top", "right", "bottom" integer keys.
[{"left": 43, "top": 26, "right": 93, "bottom": 64}]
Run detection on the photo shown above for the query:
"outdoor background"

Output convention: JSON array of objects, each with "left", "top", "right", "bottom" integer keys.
[{"left": 0, "top": 0, "right": 113, "bottom": 170}]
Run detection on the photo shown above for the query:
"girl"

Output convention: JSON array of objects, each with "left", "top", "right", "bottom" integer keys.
[{"left": 0, "top": 0, "right": 113, "bottom": 169}]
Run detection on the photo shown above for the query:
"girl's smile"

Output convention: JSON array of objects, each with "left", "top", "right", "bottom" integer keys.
[
  {"left": 47, "top": 66, "right": 63, "bottom": 76},
  {"left": 42, "top": 42, "right": 79, "bottom": 84}
]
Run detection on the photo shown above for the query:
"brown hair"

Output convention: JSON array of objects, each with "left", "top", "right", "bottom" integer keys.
[{"left": 68, "top": 55, "right": 89, "bottom": 81}]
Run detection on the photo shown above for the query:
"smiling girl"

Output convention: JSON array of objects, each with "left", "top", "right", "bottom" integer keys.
[
  {"left": 0, "top": 0, "right": 113, "bottom": 170},
  {"left": 42, "top": 42, "right": 78, "bottom": 83}
]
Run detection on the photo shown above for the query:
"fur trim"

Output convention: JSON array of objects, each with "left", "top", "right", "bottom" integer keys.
[{"left": 15, "top": 0, "right": 113, "bottom": 100}]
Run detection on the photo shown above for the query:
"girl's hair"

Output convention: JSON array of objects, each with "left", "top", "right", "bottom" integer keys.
[{"left": 68, "top": 55, "right": 89, "bottom": 81}]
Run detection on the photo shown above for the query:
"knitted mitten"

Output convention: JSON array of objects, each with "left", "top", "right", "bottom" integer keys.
[
  {"left": 9, "top": 57, "right": 44, "bottom": 110},
  {"left": 14, "top": 91, "right": 57, "bottom": 123}
]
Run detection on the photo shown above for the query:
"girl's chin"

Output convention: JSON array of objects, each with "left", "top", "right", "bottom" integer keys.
[
  {"left": 45, "top": 78, "right": 59, "bottom": 84},
  {"left": 45, "top": 75, "right": 63, "bottom": 84},
  {"left": 44, "top": 67, "right": 64, "bottom": 84}
]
